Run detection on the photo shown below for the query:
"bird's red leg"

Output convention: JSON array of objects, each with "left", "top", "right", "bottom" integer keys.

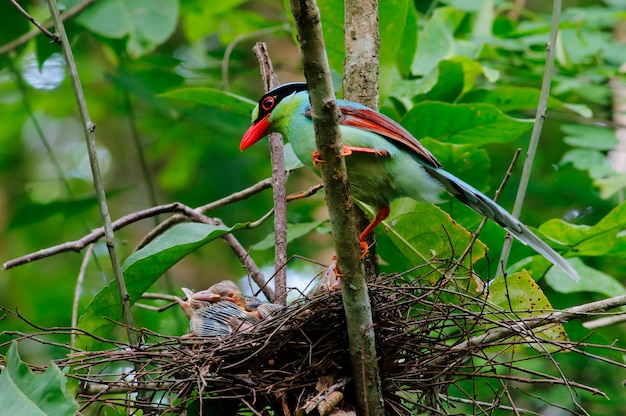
[
  {"left": 312, "top": 146, "right": 390, "bottom": 167},
  {"left": 358, "top": 205, "right": 391, "bottom": 257}
]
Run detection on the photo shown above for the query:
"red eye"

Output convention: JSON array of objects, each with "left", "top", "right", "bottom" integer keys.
[{"left": 261, "top": 96, "right": 275, "bottom": 111}]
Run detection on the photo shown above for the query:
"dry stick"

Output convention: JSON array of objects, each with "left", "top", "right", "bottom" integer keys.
[
  {"left": 136, "top": 178, "right": 272, "bottom": 249},
  {"left": 4, "top": 178, "right": 272, "bottom": 269},
  {"left": 432, "top": 293, "right": 626, "bottom": 368},
  {"left": 9, "top": 0, "right": 58, "bottom": 41},
  {"left": 71, "top": 244, "right": 94, "bottom": 348},
  {"left": 45, "top": 0, "right": 137, "bottom": 347},
  {"left": 288, "top": 0, "right": 384, "bottom": 414},
  {"left": 0, "top": 0, "right": 95, "bottom": 55},
  {"left": 253, "top": 43, "right": 288, "bottom": 305},
  {"left": 498, "top": 0, "right": 563, "bottom": 275}
]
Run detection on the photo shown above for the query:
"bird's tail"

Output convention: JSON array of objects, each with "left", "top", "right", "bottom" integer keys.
[{"left": 426, "top": 167, "right": 579, "bottom": 281}]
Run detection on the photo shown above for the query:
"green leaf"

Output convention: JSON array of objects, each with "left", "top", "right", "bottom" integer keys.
[
  {"left": 253, "top": 220, "right": 325, "bottom": 250},
  {"left": 545, "top": 258, "right": 626, "bottom": 297},
  {"left": 411, "top": 7, "right": 466, "bottom": 76},
  {"left": 9, "top": 195, "right": 100, "bottom": 229},
  {"left": 461, "top": 87, "right": 592, "bottom": 118},
  {"left": 487, "top": 270, "right": 569, "bottom": 351},
  {"left": 594, "top": 173, "right": 626, "bottom": 199},
  {"left": 397, "top": 1, "right": 419, "bottom": 78},
  {"left": 561, "top": 149, "right": 614, "bottom": 179},
  {"left": 0, "top": 343, "right": 78, "bottom": 416},
  {"left": 401, "top": 102, "right": 532, "bottom": 145},
  {"left": 317, "top": 0, "right": 345, "bottom": 76},
  {"left": 76, "top": 222, "right": 246, "bottom": 350},
  {"left": 425, "top": 60, "right": 464, "bottom": 102},
  {"left": 421, "top": 139, "right": 490, "bottom": 193},
  {"left": 376, "top": 201, "right": 487, "bottom": 275},
  {"left": 562, "top": 124, "right": 619, "bottom": 150},
  {"left": 161, "top": 88, "right": 256, "bottom": 117},
  {"left": 181, "top": 0, "right": 249, "bottom": 42},
  {"left": 379, "top": 0, "right": 409, "bottom": 99},
  {"left": 68, "top": 0, "right": 179, "bottom": 57},
  {"left": 538, "top": 202, "right": 626, "bottom": 258}
]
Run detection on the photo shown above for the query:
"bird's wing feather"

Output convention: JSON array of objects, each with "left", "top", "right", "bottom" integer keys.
[{"left": 338, "top": 106, "right": 442, "bottom": 168}]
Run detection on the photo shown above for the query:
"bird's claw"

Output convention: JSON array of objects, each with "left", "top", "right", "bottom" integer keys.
[{"left": 312, "top": 148, "right": 355, "bottom": 168}]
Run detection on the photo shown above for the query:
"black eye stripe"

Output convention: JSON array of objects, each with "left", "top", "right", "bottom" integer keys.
[{"left": 253, "top": 82, "right": 309, "bottom": 123}]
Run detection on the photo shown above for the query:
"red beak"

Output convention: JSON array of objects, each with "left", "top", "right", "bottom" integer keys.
[{"left": 240, "top": 114, "right": 271, "bottom": 151}]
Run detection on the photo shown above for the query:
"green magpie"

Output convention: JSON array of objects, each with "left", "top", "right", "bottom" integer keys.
[{"left": 240, "top": 82, "right": 579, "bottom": 281}]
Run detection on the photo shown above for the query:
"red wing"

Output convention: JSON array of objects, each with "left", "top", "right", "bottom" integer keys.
[{"left": 339, "top": 106, "right": 442, "bottom": 168}]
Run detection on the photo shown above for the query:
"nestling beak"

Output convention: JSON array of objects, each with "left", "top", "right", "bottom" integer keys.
[
  {"left": 191, "top": 290, "right": 223, "bottom": 302},
  {"left": 240, "top": 114, "right": 271, "bottom": 151}
]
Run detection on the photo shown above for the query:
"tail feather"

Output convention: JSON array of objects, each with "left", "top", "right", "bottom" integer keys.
[{"left": 427, "top": 167, "right": 579, "bottom": 281}]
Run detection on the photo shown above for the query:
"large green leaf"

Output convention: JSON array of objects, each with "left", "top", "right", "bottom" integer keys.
[
  {"left": 411, "top": 7, "right": 466, "bottom": 76},
  {"left": 379, "top": 0, "right": 409, "bottom": 99},
  {"left": 0, "top": 343, "right": 78, "bottom": 416},
  {"left": 461, "top": 87, "right": 593, "bottom": 118},
  {"left": 562, "top": 124, "right": 618, "bottom": 150},
  {"left": 65, "top": 0, "right": 179, "bottom": 57},
  {"left": 401, "top": 102, "right": 532, "bottom": 145},
  {"left": 538, "top": 202, "right": 626, "bottom": 258},
  {"left": 161, "top": 88, "right": 256, "bottom": 117},
  {"left": 486, "top": 270, "right": 569, "bottom": 352},
  {"left": 376, "top": 200, "right": 487, "bottom": 278},
  {"left": 316, "top": 0, "right": 345, "bottom": 76},
  {"left": 545, "top": 258, "right": 626, "bottom": 297},
  {"left": 76, "top": 222, "right": 246, "bottom": 350}
]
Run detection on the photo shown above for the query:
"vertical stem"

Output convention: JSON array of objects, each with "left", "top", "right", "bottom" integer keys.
[
  {"left": 498, "top": 0, "right": 561, "bottom": 275},
  {"left": 45, "top": 0, "right": 138, "bottom": 345},
  {"left": 252, "top": 43, "right": 288, "bottom": 305},
  {"left": 288, "top": 0, "right": 384, "bottom": 414}
]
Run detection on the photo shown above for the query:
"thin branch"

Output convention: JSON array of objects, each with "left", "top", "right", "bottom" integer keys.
[
  {"left": 137, "top": 177, "right": 273, "bottom": 249},
  {"left": 10, "top": 0, "right": 58, "bottom": 41},
  {"left": 45, "top": 0, "right": 137, "bottom": 347},
  {"left": 498, "top": 0, "right": 562, "bottom": 274},
  {"left": 0, "top": 0, "right": 96, "bottom": 55},
  {"left": 253, "top": 42, "right": 288, "bottom": 305},
  {"left": 436, "top": 293, "right": 626, "bottom": 366},
  {"left": 71, "top": 244, "right": 94, "bottom": 348}
]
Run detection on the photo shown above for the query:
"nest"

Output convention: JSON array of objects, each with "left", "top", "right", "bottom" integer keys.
[{"left": 46, "top": 270, "right": 595, "bottom": 415}]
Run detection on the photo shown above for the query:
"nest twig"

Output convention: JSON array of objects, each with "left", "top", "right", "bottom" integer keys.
[{"left": 2, "top": 268, "right": 624, "bottom": 415}]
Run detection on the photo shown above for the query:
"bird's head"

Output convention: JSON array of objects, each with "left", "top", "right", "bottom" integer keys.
[
  {"left": 192, "top": 280, "right": 247, "bottom": 309},
  {"left": 240, "top": 82, "right": 309, "bottom": 151}
]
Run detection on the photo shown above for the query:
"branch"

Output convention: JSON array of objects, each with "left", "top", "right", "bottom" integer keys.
[
  {"left": 45, "top": 0, "right": 137, "bottom": 347},
  {"left": 437, "top": 293, "right": 626, "bottom": 365},
  {"left": 288, "top": 0, "right": 384, "bottom": 414},
  {"left": 10, "top": 0, "right": 58, "bottom": 41},
  {"left": 0, "top": 0, "right": 96, "bottom": 55},
  {"left": 498, "top": 0, "right": 562, "bottom": 273},
  {"left": 253, "top": 43, "right": 288, "bottom": 305}
]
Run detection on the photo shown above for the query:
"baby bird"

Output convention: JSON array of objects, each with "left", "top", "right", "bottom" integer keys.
[{"left": 175, "top": 285, "right": 257, "bottom": 338}]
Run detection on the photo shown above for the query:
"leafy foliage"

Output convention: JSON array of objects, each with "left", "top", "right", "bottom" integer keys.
[
  {"left": 0, "top": 343, "right": 78, "bottom": 416},
  {"left": 1, "top": 0, "right": 626, "bottom": 414}
]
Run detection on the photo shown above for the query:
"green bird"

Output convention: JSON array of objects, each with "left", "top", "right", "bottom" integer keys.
[{"left": 240, "top": 82, "right": 579, "bottom": 281}]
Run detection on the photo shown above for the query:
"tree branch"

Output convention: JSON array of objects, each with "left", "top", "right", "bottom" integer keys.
[
  {"left": 288, "top": 0, "right": 384, "bottom": 414},
  {"left": 253, "top": 43, "right": 288, "bottom": 305},
  {"left": 0, "top": 0, "right": 96, "bottom": 55},
  {"left": 46, "top": 0, "right": 137, "bottom": 347}
]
